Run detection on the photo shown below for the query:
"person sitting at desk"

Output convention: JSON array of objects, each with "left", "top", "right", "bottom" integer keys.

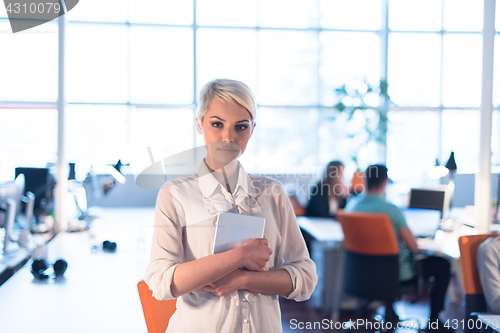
[
  {"left": 306, "top": 160, "right": 348, "bottom": 218},
  {"left": 477, "top": 235, "right": 500, "bottom": 314},
  {"left": 345, "top": 164, "right": 452, "bottom": 331}
]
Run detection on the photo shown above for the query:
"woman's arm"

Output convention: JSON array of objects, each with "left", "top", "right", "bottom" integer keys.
[
  {"left": 171, "top": 238, "right": 272, "bottom": 297},
  {"left": 203, "top": 269, "right": 293, "bottom": 297}
]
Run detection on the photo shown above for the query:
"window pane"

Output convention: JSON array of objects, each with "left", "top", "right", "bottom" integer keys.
[
  {"left": 0, "top": 109, "right": 57, "bottom": 180},
  {"left": 129, "top": 0, "right": 192, "bottom": 25},
  {"left": 493, "top": 110, "right": 500, "bottom": 168},
  {"left": 318, "top": 109, "right": 366, "bottom": 173},
  {"left": 240, "top": 107, "right": 319, "bottom": 174},
  {"left": 319, "top": 107, "right": 384, "bottom": 171},
  {"left": 197, "top": 0, "right": 257, "bottom": 27},
  {"left": 387, "top": 110, "right": 440, "bottom": 185},
  {"left": 441, "top": 109, "right": 480, "bottom": 173},
  {"left": 442, "top": 34, "right": 482, "bottom": 107},
  {"left": 131, "top": 26, "right": 193, "bottom": 104},
  {"left": 443, "top": 0, "right": 483, "bottom": 32},
  {"left": 258, "top": 30, "right": 318, "bottom": 105},
  {"left": 258, "top": 0, "right": 319, "bottom": 29},
  {"left": 388, "top": 33, "right": 441, "bottom": 107},
  {"left": 67, "top": 23, "right": 128, "bottom": 103},
  {"left": 67, "top": 0, "right": 128, "bottom": 22},
  {"left": 320, "top": 0, "right": 381, "bottom": 30},
  {"left": 129, "top": 106, "right": 195, "bottom": 175},
  {"left": 0, "top": 21, "right": 58, "bottom": 102},
  {"left": 320, "top": 31, "right": 380, "bottom": 106},
  {"left": 494, "top": 35, "right": 500, "bottom": 107},
  {"left": 197, "top": 28, "right": 256, "bottom": 96},
  {"left": 389, "top": 0, "right": 441, "bottom": 31},
  {"left": 66, "top": 105, "right": 128, "bottom": 168},
  {"left": 0, "top": 4, "right": 7, "bottom": 17}
]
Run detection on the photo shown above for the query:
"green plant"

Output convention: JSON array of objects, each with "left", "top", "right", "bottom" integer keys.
[{"left": 332, "top": 78, "right": 390, "bottom": 166}]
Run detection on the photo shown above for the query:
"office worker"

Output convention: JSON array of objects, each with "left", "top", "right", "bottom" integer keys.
[
  {"left": 306, "top": 160, "right": 348, "bottom": 218},
  {"left": 345, "top": 165, "right": 452, "bottom": 331},
  {"left": 477, "top": 236, "right": 500, "bottom": 314},
  {"left": 144, "top": 79, "right": 317, "bottom": 333}
]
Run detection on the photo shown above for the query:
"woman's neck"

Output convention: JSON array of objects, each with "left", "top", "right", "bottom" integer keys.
[{"left": 205, "top": 157, "right": 238, "bottom": 175}]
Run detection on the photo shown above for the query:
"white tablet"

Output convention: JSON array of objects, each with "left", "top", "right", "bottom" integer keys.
[{"left": 212, "top": 212, "right": 266, "bottom": 254}]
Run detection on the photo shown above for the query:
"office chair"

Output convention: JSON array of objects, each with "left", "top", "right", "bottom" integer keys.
[
  {"left": 458, "top": 234, "right": 496, "bottom": 333},
  {"left": 137, "top": 280, "right": 177, "bottom": 333},
  {"left": 337, "top": 211, "right": 416, "bottom": 324}
]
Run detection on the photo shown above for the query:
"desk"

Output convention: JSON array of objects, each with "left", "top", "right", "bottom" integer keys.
[
  {"left": 0, "top": 208, "right": 154, "bottom": 333},
  {"left": 297, "top": 216, "right": 478, "bottom": 323},
  {"left": 297, "top": 217, "right": 344, "bottom": 322}
]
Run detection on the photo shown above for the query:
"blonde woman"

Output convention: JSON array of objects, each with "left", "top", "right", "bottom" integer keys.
[{"left": 145, "top": 79, "right": 317, "bottom": 332}]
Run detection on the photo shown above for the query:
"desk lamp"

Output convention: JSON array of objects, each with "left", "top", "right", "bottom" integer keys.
[
  {"left": 445, "top": 151, "right": 457, "bottom": 206},
  {"left": 428, "top": 159, "right": 449, "bottom": 179}
]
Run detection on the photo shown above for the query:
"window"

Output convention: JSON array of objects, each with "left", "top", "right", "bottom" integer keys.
[{"left": 0, "top": 0, "right": 497, "bottom": 185}]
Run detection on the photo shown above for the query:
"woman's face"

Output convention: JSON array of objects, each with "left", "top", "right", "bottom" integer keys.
[{"left": 196, "top": 98, "right": 255, "bottom": 167}]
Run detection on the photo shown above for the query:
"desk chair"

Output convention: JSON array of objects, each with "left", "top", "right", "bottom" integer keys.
[
  {"left": 337, "top": 211, "right": 416, "bottom": 323},
  {"left": 458, "top": 234, "right": 496, "bottom": 333},
  {"left": 137, "top": 280, "right": 177, "bottom": 333}
]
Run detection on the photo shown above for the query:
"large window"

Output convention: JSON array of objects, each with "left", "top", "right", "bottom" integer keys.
[{"left": 0, "top": 0, "right": 498, "bottom": 185}]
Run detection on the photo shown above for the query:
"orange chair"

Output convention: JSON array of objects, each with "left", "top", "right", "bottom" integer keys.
[
  {"left": 458, "top": 234, "right": 496, "bottom": 333},
  {"left": 336, "top": 211, "right": 409, "bottom": 317},
  {"left": 137, "top": 280, "right": 177, "bottom": 333}
]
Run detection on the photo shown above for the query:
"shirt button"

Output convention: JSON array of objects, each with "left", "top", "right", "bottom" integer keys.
[
  {"left": 242, "top": 297, "right": 247, "bottom": 302},
  {"left": 243, "top": 319, "right": 249, "bottom": 324}
]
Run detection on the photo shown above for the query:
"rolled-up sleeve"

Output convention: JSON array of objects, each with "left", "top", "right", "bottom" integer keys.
[
  {"left": 144, "top": 184, "right": 184, "bottom": 300},
  {"left": 274, "top": 183, "right": 318, "bottom": 301}
]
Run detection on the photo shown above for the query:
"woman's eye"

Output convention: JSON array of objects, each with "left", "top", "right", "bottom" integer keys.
[
  {"left": 236, "top": 125, "right": 248, "bottom": 131},
  {"left": 211, "top": 122, "right": 223, "bottom": 128}
]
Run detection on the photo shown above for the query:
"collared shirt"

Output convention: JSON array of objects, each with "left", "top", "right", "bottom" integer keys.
[
  {"left": 144, "top": 161, "right": 317, "bottom": 333},
  {"left": 345, "top": 194, "right": 416, "bottom": 281}
]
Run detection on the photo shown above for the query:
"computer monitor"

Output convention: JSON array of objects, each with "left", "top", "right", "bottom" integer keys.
[
  {"left": 0, "top": 174, "right": 25, "bottom": 253},
  {"left": 15, "top": 167, "right": 53, "bottom": 219},
  {"left": 409, "top": 188, "right": 446, "bottom": 218}
]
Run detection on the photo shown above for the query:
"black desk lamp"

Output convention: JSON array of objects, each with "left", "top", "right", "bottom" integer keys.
[{"left": 445, "top": 151, "right": 457, "bottom": 211}]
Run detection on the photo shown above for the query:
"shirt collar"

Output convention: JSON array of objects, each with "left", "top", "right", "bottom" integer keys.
[{"left": 198, "top": 160, "right": 257, "bottom": 198}]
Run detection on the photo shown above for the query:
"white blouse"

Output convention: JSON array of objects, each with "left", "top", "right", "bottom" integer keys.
[{"left": 144, "top": 161, "right": 317, "bottom": 333}]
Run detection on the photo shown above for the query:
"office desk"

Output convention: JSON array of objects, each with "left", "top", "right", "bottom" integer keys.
[
  {"left": 296, "top": 217, "right": 344, "bottom": 322},
  {"left": 297, "top": 216, "right": 479, "bottom": 322},
  {"left": 0, "top": 208, "right": 154, "bottom": 333}
]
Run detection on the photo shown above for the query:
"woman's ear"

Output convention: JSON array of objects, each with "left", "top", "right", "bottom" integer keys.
[{"left": 196, "top": 116, "right": 203, "bottom": 135}]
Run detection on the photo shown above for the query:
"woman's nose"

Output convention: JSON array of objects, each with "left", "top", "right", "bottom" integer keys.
[{"left": 221, "top": 128, "right": 235, "bottom": 142}]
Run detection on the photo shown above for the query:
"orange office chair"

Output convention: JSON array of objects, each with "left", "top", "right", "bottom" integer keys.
[
  {"left": 458, "top": 234, "right": 496, "bottom": 333},
  {"left": 137, "top": 280, "right": 177, "bottom": 333},
  {"left": 336, "top": 211, "right": 414, "bottom": 321}
]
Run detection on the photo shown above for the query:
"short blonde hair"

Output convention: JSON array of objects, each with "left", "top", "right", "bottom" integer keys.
[{"left": 197, "top": 79, "right": 256, "bottom": 121}]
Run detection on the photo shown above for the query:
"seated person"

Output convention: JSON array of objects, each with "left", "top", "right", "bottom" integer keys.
[
  {"left": 345, "top": 164, "right": 452, "bottom": 331},
  {"left": 306, "top": 161, "right": 348, "bottom": 218},
  {"left": 477, "top": 235, "right": 500, "bottom": 313}
]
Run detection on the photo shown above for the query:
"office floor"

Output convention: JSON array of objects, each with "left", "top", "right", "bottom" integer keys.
[
  {"left": 0, "top": 208, "right": 465, "bottom": 333},
  {"left": 281, "top": 297, "right": 464, "bottom": 333}
]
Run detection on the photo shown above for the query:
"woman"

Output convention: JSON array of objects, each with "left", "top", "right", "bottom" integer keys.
[
  {"left": 144, "top": 79, "right": 317, "bottom": 332},
  {"left": 306, "top": 161, "right": 348, "bottom": 218}
]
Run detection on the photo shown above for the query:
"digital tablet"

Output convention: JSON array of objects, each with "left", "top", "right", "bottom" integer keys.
[{"left": 212, "top": 212, "right": 266, "bottom": 254}]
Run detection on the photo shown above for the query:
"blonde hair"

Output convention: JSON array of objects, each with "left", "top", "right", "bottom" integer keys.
[{"left": 197, "top": 79, "right": 256, "bottom": 121}]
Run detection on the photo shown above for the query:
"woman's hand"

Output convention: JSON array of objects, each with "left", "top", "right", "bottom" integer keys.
[
  {"left": 203, "top": 269, "right": 247, "bottom": 296},
  {"left": 239, "top": 238, "right": 272, "bottom": 271}
]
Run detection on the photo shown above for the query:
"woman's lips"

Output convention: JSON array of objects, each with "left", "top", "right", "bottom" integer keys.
[{"left": 218, "top": 147, "right": 238, "bottom": 153}]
